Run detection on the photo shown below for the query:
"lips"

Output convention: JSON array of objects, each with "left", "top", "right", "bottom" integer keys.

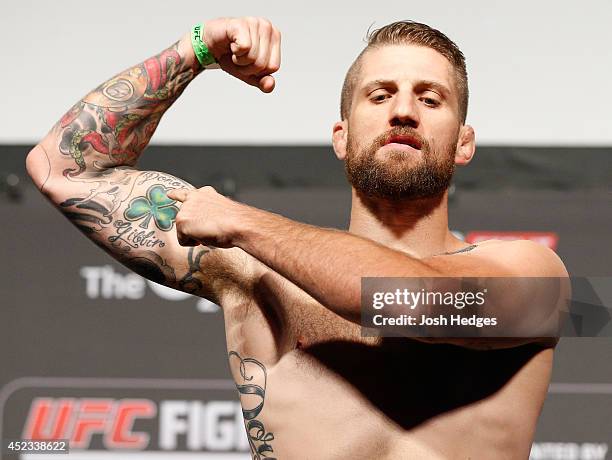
[{"left": 385, "top": 134, "right": 422, "bottom": 150}]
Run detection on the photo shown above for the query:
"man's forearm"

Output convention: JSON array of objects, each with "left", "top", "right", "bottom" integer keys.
[
  {"left": 233, "top": 208, "right": 440, "bottom": 322},
  {"left": 30, "top": 33, "right": 201, "bottom": 190},
  {"left": 169, "top": 187, "right": 442, "bottom": 322}
]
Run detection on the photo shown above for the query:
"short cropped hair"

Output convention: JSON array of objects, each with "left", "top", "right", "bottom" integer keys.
[{"left": 340, "top": 21, "right": 469, "bottom": 124}]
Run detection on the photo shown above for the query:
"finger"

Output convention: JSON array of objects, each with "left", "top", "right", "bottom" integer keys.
[
  {"left": 243, "top": 74, "right": 275, "bottom": 92},
  {"left": 218, "top": 54, "right": 274, "bottom": 91},
  {"left": 167, "top": 188, "right": 189, "bottom": 202},
  {"left": 228, "top": 19, "right": 252, "bottom": 57},
  {"left": 252, "top": 22, "right": 272, "bottom": 74},
  {"left": 236, "top": 21, "right": 273, "bottom": 76},
  {"left": 233, "top": 19, "right": 259, "bottom": 66},
  {"left": 252, "top": 26, "right": 279, "bottom": 92},
  {"left": 179, "top": 237, "right": 200, "bottom": 247},
  {"left": 236, "top": 73, "right": 275, "bottom": 92},
  {"left": 176, "top": 231, "right": 199, "bottom": 247},
  {"left": 268, "top": 27, "right": 281, "bottom": 74}
]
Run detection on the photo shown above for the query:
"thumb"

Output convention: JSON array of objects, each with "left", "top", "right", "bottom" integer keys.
[
  {"left": 258, "top": 75, "right": 276, "bottom": 93},
  {"left": 167, "top": 188, "right": 189, "bottom": 202},
  {"left": 242, "top": 74, "right": 276, "bottom": 93}
]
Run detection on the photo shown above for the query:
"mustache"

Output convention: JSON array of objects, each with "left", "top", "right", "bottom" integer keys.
[{"left": 373, "top": 127, "right": 428, "bottom": 150}]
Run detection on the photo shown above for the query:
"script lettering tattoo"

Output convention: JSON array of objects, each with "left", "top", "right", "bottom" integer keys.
[
  {"left": 61, "top": 195, "right": 176, "bottom": 285},
  {"left": 108, "top": 220, "right": 166, "bottom": 253},
  {"left": 60, "top": 169, "right": 189, "bottom": 219},
  {"left": 55, "top": 41, "right": 201, "bottom": 177},
  {"left": 229, "top": 351, "right": 276, "bottom": 460},
  {"left": 137, "top": 171, "right": 192, "bottom": 188},
  {"left": 60, "top": 193, "right": 166, "bottom": 253}
]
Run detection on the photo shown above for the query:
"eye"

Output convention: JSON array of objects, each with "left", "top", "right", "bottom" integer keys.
[
  {"left": 421, "top": 97, "right": 440, "bottom": 107},
  {"left": 369, "top": 90, "right": 391, "bottom": 103}
]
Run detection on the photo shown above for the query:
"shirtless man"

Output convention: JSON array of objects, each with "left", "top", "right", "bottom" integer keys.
[{"left": 27, "top": 16, "right": 568, "bottom": 459}]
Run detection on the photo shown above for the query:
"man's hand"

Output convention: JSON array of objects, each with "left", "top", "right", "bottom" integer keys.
[
  {"left": 202, "top": 17, "right": 281, "bottom": 93},
  {"left": 168, "top": 186, "right": 254, "bottom": 248}
]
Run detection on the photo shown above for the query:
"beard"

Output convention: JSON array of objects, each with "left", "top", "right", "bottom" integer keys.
[{"left": 344, "top": 126, "right": 457, "bottom": 200}]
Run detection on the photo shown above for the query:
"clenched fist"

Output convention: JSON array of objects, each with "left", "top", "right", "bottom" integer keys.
[
  {"left": 167, "top": 186, "right": 251, "bottom": 248},
  {"left": 202, "top": 17, "right": 281, "bottom": 93}
]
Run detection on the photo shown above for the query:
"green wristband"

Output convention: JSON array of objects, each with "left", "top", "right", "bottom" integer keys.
[{"left": 191, "top": 23, "right": 217, "bottom": 67}]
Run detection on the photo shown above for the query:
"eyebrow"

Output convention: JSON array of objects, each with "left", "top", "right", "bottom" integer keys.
[
  {"left": 415, "top": 80, "right": 451, "bottom": 98},
  {"left": 361, "top": 79, "right": 451, "bottom": 98},
  {"left": 361, "top": 79, "right": 396, "bottom": 94}
]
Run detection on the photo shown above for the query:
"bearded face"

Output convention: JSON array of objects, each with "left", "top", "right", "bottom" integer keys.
[{"left": 344, "top": 125, "right": 458, "bottom": 200}]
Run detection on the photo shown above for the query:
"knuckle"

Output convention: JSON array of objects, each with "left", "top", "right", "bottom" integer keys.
[
  {"left": 238, "top": 55, "right": 256, "bottom": 66},
  {"left": 234, "top": 19, "right": 249, "bottom": 35},
  {"left": 228, "top": 18, "right": 241, "bottom": 30},
  {"left": 259, "top": 19, "right": 272, "bottom": 31},
  {"left": 252, "top": 61, "right": 267, "bottom": 73}
]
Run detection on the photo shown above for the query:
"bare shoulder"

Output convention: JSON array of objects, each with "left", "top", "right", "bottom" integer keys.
[
  {"left": 466, "top": 239, "right": 568, "bottom": 278},
  {"left": 424, "top": 240, "right": 570, "bottom": 349}
]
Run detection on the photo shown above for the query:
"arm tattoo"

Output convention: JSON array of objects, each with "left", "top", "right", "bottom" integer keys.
[
  {"left": 125, "top": 250, "right": 176, "bottom": 285},
  {"left": 229, "top": 351, "right": 276, "bottom": 460},
  {"left": 60, "top": 171, "right": 187, "bottom": 251},
  {"left": 55, "top": 41, "right": 201, "bottom": 177},
  {"left": 179, "top": 246, "right": 213, "bottom": 294},
  {"left": 60, "top": 196, "right": 176, "bottom": 284},
  {"left": 60, "top": 197, "right": 113, "bottom": 234},
  {"left": 39, "top": 38, "right": 208, "bottom": 294},
  {"left": 59, "top": 175, "right": 185, "bottom": 279},
  {"left": 124, "top": 185, "right": 179, "bottom": 231}
]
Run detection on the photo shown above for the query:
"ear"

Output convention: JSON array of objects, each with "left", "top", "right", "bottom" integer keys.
[
  {"left": 455, "top": 124, "right": 475, "bottom": 166},
  {"left": 332, "top": 121, "right": 348, "bottom": 160}
]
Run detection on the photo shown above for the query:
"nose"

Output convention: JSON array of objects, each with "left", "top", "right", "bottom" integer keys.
[{"left": 389, "top": 93, "right": 419, "bottom": 129}]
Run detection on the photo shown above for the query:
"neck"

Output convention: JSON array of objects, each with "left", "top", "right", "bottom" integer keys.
[{"left": 348, "top": 188, "right": 462, "bottom": 258}]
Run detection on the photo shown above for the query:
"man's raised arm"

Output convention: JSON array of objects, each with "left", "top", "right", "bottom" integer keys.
[{"left": 25, "top": 17, "right": 281, "bottom": 301}]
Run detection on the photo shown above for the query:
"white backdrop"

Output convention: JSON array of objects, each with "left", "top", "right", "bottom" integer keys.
[{"left": 1, "top": 0, "right": 611, "bottom": 145}]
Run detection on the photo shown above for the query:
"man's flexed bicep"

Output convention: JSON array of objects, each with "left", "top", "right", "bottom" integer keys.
[{"left": 25, "top": 17, "right": 281, "bottom": 302}]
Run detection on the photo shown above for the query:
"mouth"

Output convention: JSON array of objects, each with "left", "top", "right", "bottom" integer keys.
[{"left": 384, "top": 134, "right": 422, "bottom": 150}]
